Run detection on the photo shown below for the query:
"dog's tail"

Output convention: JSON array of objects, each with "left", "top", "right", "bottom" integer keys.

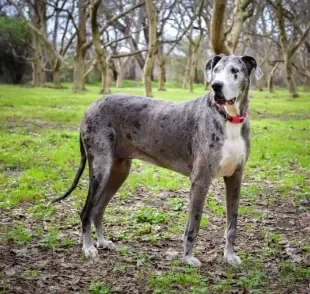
[{"left": 48, "top": 135, "right": 87, "bottom": 205}]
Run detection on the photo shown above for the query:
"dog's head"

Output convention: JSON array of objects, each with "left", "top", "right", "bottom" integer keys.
[{"left": 205, "top": 54, "right": 263, "bottom": 106}]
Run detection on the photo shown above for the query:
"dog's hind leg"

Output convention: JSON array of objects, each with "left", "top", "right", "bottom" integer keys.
[
  {"left": 93, "top": 158, "right": 131, "bottom": 250},
  {"left": 80, "top": 144, "right": 114, "bottom": 258},
  {"left": 223, "top": 167, "right": 243, "bottom": 264}
]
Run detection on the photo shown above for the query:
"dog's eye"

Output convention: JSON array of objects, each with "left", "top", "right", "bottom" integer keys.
[
  {"left": 231, "top": 68, "right": 239, "bottom": 74},
  {"left": 213, "top": 67, "right": 218, "bottom": 73}
]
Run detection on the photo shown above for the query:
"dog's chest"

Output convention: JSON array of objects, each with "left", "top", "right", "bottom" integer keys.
[{"left": 216, "top": 123, "right": 245, "bottom": 177}]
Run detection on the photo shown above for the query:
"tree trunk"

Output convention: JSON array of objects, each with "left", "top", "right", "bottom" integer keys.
[
  {"left": 268, "top": 76, "right": 274, "bottom": 94},
  {"left": 227, "top": 0, "right": 253, "bottom": 53},
  {"left": 73, "top": 0, "right": 88, "bottom": 93},
  {"left": 158, "top": 54, "right": 166, "bottom": 91},
  {"left": 53, "top": 69, "right": 61, "bottom": 89},
  {"left": 211, "top": 0, "right": 231, "bottom": 54},
  {"left": 73, "top": 48, "right": 86, "bottom": 92},
  {"left": 53, "top": 59, "right": 62, "bottom": 88},
  {"left": 31, "top": 32, "right": 45, "bottom": 87},
  {"left": 189, "top": 53, "right": 198, "bottom": 93},
  {"left": 115, "top": 57, "right": 130, "bottom": 88},
  {"left": 303, "top": 76, "right": 310, "bottom": 92},
  {"left": 284, "top": 53, "right": 299, "bottom": 98},
  {"left": 189, "top": 36, "right": 202, "bottom": 93},
  {"left": 128, "top": 58, "right": 136, "bottom": 80},
  {"left": 268, "top": 62, "right": 279, "bottom": 93},
  {"left": 30, "top": 1, "right": 47, "bottom": 87},
  {"left": 257, "top": 79, "right": 263, "bottom": 91},
  {"left": 116, "top": 66, "right": 124, "bottom": 88},
  {"left": 102, "top": 57, "right": 111, "bottom": 94},
  {"left": 90, "top": 0, "right": 110, "bottom": 94},
  {"left": 143, "top": 0, "right": 157, "bottom": 97},
  {"left": 182, "top": 47, "right": 192, "bottom": 89}
]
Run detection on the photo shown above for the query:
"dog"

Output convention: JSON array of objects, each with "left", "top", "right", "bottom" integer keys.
[{"left": 50, "top": 54, "right": 262, "bottom": 267}]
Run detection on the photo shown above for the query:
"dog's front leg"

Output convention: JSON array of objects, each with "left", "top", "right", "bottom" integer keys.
[
  {"left": 183, "top": 172, "right": 211, "bottom": 267},
  {"left": 223, "top": 167, "right": 243, "bottom": 264}
]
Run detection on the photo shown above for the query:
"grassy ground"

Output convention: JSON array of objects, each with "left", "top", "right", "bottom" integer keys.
[{"left": 0, "top": 83, "right": 309, "bottom": 293}]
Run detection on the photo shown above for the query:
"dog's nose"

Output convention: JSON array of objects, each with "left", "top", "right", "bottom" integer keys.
[{"left": 211, "top": 81, "right": 223, "bottom": 92}]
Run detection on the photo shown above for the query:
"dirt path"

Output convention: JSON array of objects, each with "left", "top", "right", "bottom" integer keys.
[{"left": 1, "top": 180, "right": 309, "bottom": 293}]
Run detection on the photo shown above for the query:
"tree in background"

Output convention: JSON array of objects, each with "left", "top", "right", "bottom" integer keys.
[
  {"left": 143, "top": 0, "right": 157, "bottom": 97},
  {"left": 8, "top": 0, "right": 76, "bottom": 89},
  {"left": 271, "top": 0, "right": 310, "bottom": 97},
  {"left": 3, "top": 0, "right": 310, "bottom": 96},
  {"left": 90, "top": 0, "right": 144, "bottom": 94},
  {"left": 211, "top": 0, "right": 253, "bottom": 55},
  {"left": 0, "top": 16, "right": 31, "bottom": 83}
]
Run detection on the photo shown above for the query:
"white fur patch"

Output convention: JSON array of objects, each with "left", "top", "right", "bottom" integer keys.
[{"left": 217, "top": 122, "right": 245, "bottom": 177}]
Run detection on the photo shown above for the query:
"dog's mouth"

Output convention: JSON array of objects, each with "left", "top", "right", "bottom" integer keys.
[{"left": 214, "top": 94, "right": 236, "bottom": 106}]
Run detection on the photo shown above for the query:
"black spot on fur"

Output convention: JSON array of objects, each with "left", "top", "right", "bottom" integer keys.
[
  {"left": 108, "top": 132, "right": 115, "bottom": 142},
  {"left": 126, "top": 133, "right": 132, "bottom": 140},
  {"left": 86, "top": 150, "right": 94, "bottom": 161},
  {"left": 86, "top": 118, "right": 96, "bottom": 133},
  {"left": 136, "top": 104, "right": 148, "bottom": 112},
  {"left": 209, "top": 143, "right": 214, "bottom": 148},
  {"left": 207, "top": 98, "right": 212, "bottom": 107},
  {"left": 155, "top": 140, "right": 158, "bottom": 144},
  {"left": 211, "top": 133, "right": 216, "bottom": 142},
  {"left": 92, "top": 174, "right": 102, "bottom": 195},
  {"left": 187, "top": 142, "right": 192, "bottom": 155},
  {"left": 187, "top": 229, "right": 194, "bottom": 242},
  {"left": 195, "top": 214, "right": 199, "bottom": 221},
  {"left": 214, "top": 119, "right": 224, "bottom": 135},
  {"left": 215, "top": 136, "right": 220, "bottom": 142},
  {"left": 187, "top": 236, "right": 194, "bottom": 242},
  {"left": 108, "top": 122, "right": 112, "bottom": 127},
  {"left": 160, "top": 149, "right": 165, "bottom": 153},
  {"left": 134, "top": 120, "right": 141, "bottom": 129}
]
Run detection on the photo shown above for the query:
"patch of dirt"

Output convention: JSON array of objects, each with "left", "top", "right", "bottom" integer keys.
[
  {"left": 1, "top": 117, "right": 78, "bottom": 133},
  {"left": 250, "top": 110, "right": 310, "bottom": 120},
  {"left": 0, "top": 180, "right": 309, "bottom": 293}
]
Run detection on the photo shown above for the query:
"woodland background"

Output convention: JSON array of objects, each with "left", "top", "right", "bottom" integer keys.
[{"left": 0, "top": 0, "right": 309, "bottom": 97}]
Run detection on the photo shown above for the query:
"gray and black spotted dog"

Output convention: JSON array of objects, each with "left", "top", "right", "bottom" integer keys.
[{"left": 50, "top": 54, "right": 263, "bottom": 267}]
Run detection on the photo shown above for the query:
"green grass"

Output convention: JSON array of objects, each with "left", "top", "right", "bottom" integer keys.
[
  {"left": 148, "top": 267, "right": 208, "bottom": 293},
  {"left": 0, "top": 83, "right": 309, "bottom": 292}
]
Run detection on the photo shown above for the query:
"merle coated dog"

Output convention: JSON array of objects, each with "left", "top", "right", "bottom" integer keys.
[{"left": 50, "top": 54, "right": 262, "bottom": 267}]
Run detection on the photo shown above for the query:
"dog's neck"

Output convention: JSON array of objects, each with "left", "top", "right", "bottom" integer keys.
[{"left": 224, "top": 89, "right": 249, "bottom": 117}]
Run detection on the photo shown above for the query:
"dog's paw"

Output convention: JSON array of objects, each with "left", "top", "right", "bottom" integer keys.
[
  {"left": 97, "top": 240, "right": 116, "bottom": 250},
  {"left": 83, "top": 245, "right": 99, "bottom": 258},
  {"left": 224, "top": 253, "right": 242, "bottom": 264},
  {"left": 183, "top": 256, "right": 202, "bottom": 267}
]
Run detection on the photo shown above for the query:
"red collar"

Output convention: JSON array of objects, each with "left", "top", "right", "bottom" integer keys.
[{"left": 216, "top": 104, "right": 247, "bottom": 124}]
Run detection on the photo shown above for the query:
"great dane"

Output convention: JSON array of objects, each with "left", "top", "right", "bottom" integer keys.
[{"left": 50, "top": 54, "right": 262, "bottom": 267}]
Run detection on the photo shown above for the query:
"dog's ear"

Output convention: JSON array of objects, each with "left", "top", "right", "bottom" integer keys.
[
  {"left": 241, "top": 56, "right": 263, "bottom": 80},
  {"left": 205, "top": 54, "right": 225, "bottom": 82}
]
